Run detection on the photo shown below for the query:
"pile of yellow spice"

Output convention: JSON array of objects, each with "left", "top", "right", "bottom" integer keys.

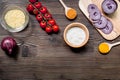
[
  {"left": 98, "top": 42, "right": 110, "bottom": 54},
  {"left": 66, "top": 8, "right": 77, "bottom": 20}
]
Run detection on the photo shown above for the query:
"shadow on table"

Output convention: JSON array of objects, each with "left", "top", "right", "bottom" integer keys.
[{"left": 70, "top": 46, "right": 87, "bottom": 54}]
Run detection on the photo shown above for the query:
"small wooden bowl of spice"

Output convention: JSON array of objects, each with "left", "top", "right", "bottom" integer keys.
[{"left": 63, "top": 22, "right": 89, "bottom": 48}]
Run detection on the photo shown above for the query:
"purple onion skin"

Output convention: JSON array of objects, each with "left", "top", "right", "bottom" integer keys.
[
  {"left": 102, "top": 0, "right": 118, "bottom": 14},
  {"left": 101, "top": 20, "right": 113, "bottom": 34},
  {"left": 1, "top": 37, "right": 17, "bottom": 54}
]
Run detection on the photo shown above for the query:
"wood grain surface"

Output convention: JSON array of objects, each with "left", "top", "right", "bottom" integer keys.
[{"left": 0, "top": 0, "right": 120, "bottom": 80}]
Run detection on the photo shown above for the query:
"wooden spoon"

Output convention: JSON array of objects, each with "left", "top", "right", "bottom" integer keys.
[
  {"left": 59, "top": 0, "right": 77, "bottom": 19},
  {"left": 99, "top": 41, "right": 120, "bottom": 54}
]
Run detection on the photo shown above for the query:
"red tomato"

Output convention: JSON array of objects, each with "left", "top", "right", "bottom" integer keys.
[
  {"left": 29, "top": 0, "right": 37, "bottom": 3},
  {"left": 52, "top": 25, "right": 59, "bottom": 32},
  {"left": 45, "top": 26, "right": 52, "bottom": 33},
  {"left": 33, "top": 9, "right": 39, "bottom": 15},
  {"left": 48, "top": 19, "right": 56, "bottom": 26},
  {"left": 34, "top": 2, "right": 42, "bottom": 9},
  {"left": 40, "top": 21, "right": 47, "bottom": 29},
  {"left": 44, "top": 13, "right": 52, "bottom": 20},
  {"left": 26, "top": 4, "right": 34, "bottom": 12},
  {"left": 36, "top": 14, "right": 43, "bottom": 22},
  {"left": 40, "top": 6, "right": 47, "bottom": 14}
]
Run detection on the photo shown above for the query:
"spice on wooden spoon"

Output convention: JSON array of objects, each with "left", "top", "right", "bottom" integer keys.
[
  {"left": 98, "top": 41, "right": 120, "bottom": 54},
  {"left": 59, "top": 0, "right": 77, "bottom": 20}
]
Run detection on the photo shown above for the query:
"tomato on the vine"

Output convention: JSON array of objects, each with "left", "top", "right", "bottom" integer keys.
[
  {"left": 45, "top": 26, "right": 52, "bottom": 33},
  {"left": 52, "top": 25, "right": 59, "bottom": 33},
  {"left": 40, "top": 6, "right": 47, "bottom": 14},
  {"left": 36, "top": 14, "right": 43, "bottom": 22},
  {"left": 40, "top": 20, "right": 47, "bottom": 29},
  {"left": 48, "top": 19, "right": 56, "bottom": 26}
]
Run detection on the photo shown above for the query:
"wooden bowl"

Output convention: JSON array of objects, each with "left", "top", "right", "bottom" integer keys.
[{"left": 63, "top": 22, "right": 89, "bottom": 48}]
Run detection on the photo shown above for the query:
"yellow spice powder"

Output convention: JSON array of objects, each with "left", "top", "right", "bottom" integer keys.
[
  {"left": 66, "top": 8, "right": 77, "bottom": 19},
  {"left": 5, "top": 9, "right": 25, "bottom": 29},
  {"left": 98, "top": 43, "right": 110, "bottom": 54}
]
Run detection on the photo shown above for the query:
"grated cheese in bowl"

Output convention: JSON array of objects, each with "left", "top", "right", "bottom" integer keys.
[
  {"left": 1, "top": 4, "right": 29, "bottom": 33},
  {"left": 5, "top": 9, "right": 25, "bottom": 29}
]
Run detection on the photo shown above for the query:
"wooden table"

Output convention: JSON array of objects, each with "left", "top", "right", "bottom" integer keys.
[{"left": 0, "top": 0, "right": 120, "bottom": 80}]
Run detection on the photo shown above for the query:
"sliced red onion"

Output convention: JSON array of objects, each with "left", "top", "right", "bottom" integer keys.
[
  {"left": 88, "top": 3, "right": 113, "bottom": 34},
  {"left": 89, "top": 10, "right": 101, "bottom": 21},
  {"left": 88, "top": 4, "right": 101, "bottom": 21},
  {"left": 93, "top": 16, "right": 107, "bottom": 29},
  {"left": 1, "top": 37, "right": 17, "bottom": 54},
  {"left": 88, "top": 4, "right": 99, "bottom": 13},
  {"left": 102, "top": 0, "right": 118, "bottom": 14},
  {"left": 101, "top": 20, "right": 113, "bottom": 34}
]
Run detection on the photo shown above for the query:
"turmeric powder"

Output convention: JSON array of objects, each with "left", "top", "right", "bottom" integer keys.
[
  {"left": 66, "top": 8, "right": 77, "bottom": 20},
  {"left": 98, "top": 42, "right": 110, "bottom": 54}
]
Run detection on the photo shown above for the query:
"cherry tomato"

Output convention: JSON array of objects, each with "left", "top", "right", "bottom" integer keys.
[
  {"left": 40, "top": 21, "right": 47, "bottom": 29},
  {"left": 33, "top": 9, "right": 39, "bottom": 15},
  {"left": 48, "top": 19, "right": 56, "bottom": 26},
  {"left": 26, "top": 4, "right": 34, "bottom": 13},
  {"left": 52, "top": 25, "right": 59, "bottom": 32},
  {"left": 34, "top": 2, "right": 42, "bottom": 9},
  {"left": 45, "top": 26, "right": 52, "bottom": 33},
  {"left": 40, "top": 6, "right": 47, "bottom": 14},
  {"left": 36, "top": 14, "right": 43, "bottom": 22},
  {"left": 44, "top": 13, "right": 52, "bottom": 20},
  {"left": 29, "top": 0, "right": 37, "bottom": 3}
]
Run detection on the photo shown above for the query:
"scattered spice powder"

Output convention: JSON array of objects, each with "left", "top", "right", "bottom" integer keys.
[
  {"left": 66, "top": 8, "right": 77, "bottom": 19},
  {"left": 98, "top": 43, "right": 110, "bottom": 54}
]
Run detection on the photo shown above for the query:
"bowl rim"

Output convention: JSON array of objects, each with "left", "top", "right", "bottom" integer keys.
[
  {"left": 63, "top": 22, "right": 89, "bottom": 48},
  {"left": 0, "top": 4, "right": 29, "bottom": 33}
]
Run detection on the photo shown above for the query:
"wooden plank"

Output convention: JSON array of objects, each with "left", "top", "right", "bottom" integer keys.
[{"left": 0, "top": 0, "right": 120, "bottom": 80}]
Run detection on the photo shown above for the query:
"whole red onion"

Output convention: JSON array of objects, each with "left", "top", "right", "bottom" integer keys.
[{"left": 1, "top": 37, "right": 17, "bottom": 54}]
